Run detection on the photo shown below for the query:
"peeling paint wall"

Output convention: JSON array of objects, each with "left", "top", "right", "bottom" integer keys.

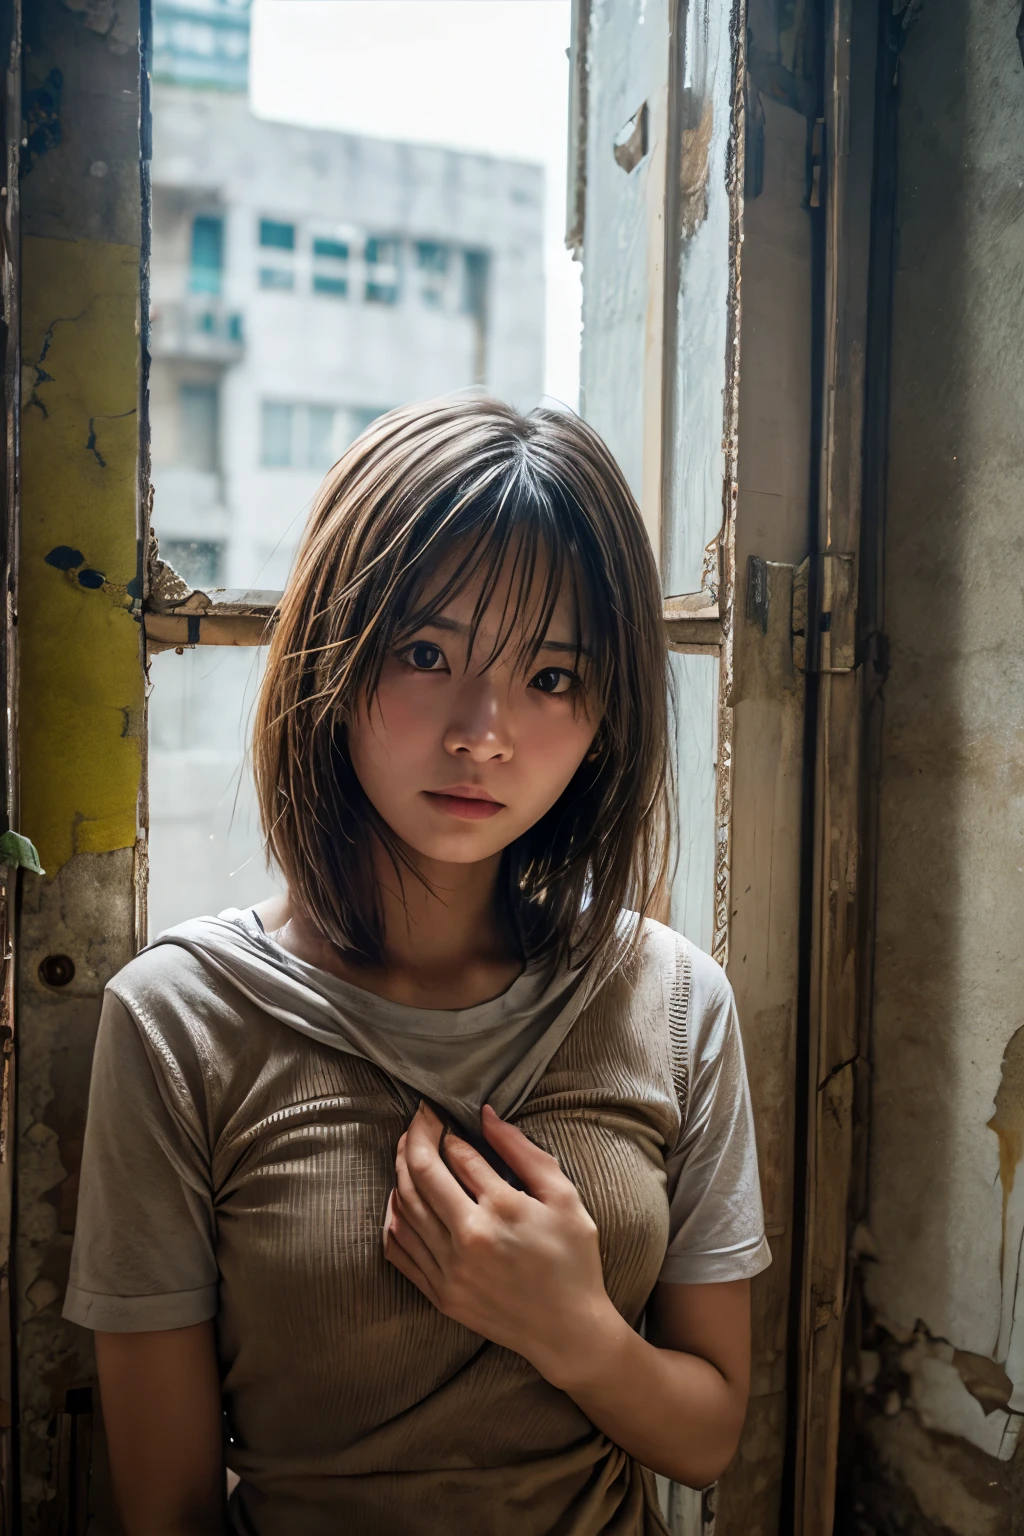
[
  {"left": 858, "top": 0, "right": 1024, "bottom": 1525},
  {"left": 18, "top": 0, "right": 144, "bottom": 1526},
  {"left": 579, "top": 0, "right": 671, "bottom": 555}
]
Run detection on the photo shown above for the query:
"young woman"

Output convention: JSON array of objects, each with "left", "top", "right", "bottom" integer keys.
[{"left": 65, "top": 396, "right": 769, "bottom": 1535}]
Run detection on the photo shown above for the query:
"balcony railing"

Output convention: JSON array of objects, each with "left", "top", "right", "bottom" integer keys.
[{"left": 149, "top": 296, "right": 245, "bottom": 363}]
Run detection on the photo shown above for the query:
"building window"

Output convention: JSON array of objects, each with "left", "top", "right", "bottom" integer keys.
[
  {"left": 160, "top": 538, "right": 225, "bottom": 589},
  {"left": 259, "top": 219, "right": 295, "bottom": 251},
  {"left": 189, "top": 215, "right": 224, "bottom": 296},
  {"left": 312, "top": 235, "right": 350, "bottom": 298},
  {"left": 260, "top": 401, "right": 294, "bottom": 467},
  {"left": 179, "top": 382, "right": 219, "bottom": 472},
  {"left": 261, "top": 401, "right": 342, "bottom": 471},
  {"left": 258, "top": 219, "right": 296, "bottom": 292},
  {"left": 415, "top": 241, "right": 448, "bottom": 308},
  {"left": 462, "top": 249, "right": 489, "bottom": 323},
  {"left": 349, "top": 406, "right": 387, "bottom": 437},
  {"left": 258, "top": 267, "right": 295, "bottom": 292},
  {"left": 365, "top": 237, "right": 401, "bottom": 305}
]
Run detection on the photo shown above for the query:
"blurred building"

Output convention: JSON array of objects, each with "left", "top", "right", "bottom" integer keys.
[
  {"left": 147, "top": 0, "right": 545, "bottom": 933},
  {"left": 149, "top": 0, "right": 545, "bottom": 594}
]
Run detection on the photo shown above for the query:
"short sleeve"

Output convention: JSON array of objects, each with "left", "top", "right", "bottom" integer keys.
[
  {"left": 658, "top": 947, "right": 772, "bottom": 1285},
  {"left": 63, "top": 988, "right": 218, "bottom": 1332}
]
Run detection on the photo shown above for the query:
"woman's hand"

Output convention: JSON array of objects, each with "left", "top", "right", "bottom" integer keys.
[
  {"left": 384, "top": 1101, "right": 753, "bottom": 1487},
  {"left": 383, "top": 1102, "right": 616, "bottom": 1385}
]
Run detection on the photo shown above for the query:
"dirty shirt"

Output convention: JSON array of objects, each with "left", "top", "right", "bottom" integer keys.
[{"left": 64, "top": 911, "right": 770, "bottom": 1536}]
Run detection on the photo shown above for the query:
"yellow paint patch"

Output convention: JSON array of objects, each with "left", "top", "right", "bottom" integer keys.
[{"left": 20, "top": 235, "right": 143, "bottom": 877}]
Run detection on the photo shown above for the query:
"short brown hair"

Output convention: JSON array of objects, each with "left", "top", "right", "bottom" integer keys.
[{"left": 253, "top": 394, "right": 669, "bottom": 969}]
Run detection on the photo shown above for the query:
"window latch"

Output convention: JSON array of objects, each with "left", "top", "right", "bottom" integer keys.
[{"left": 792, "top": 552, "right": 857, "bottom": 673}]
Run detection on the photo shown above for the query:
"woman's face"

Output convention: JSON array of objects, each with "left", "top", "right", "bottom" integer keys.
[{"left": 347, "top": 553, "right": 600, "bottom": 867}]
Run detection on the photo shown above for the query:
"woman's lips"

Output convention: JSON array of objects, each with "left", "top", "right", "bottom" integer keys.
[{"left": 422, "top": 791, "right": 504, "bottom": 821}]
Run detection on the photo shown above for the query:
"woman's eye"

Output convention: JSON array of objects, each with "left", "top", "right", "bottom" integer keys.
[
  {"left": 402, "top": 642, "right": 446, "bottom": 671},
  {"left": 530, "top": 667, "right": 576, "bottom": 695}
]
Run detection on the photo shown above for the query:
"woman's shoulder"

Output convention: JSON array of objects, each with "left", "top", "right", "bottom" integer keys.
[
  {"left": 632, "top": 915, "right": 732, "bottom": 1003},
  {"left": 104, "top": 915, "right": 268, "bottom": 1063},
  {"left": 108, "top": 927, "right": 227, "bottom": 1019}
]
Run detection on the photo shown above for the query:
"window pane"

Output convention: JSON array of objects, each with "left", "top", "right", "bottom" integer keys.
[
  {"left": 160, "top": 537, "right": 225, "bottom": 588},
  {"left": 148, "top": 648, "right": 279, "bottom": 937},
  {"left": 462, "top": 250, "right": 489, "bottom": 321},
  {"left": 259, "top": 217, "right": 295, "bottom": 250},
  {"left": 179, "top": 382, "right": 219, "bottom": 471},
  {"left": 365, "top": 236, "right": 401, "bottom": 304},
  {"left": 306, "top": 405, "right": 336, "bottom": 470},
  {"left": 258, "top": 267, "right": 295, "bottom": 291},
  {"left": 415, "top": 241, "right": 447, "bottom": 273},
  {"left": 312, "top": 274, "right": 347, "bottom": 297},
  {"left": 148, "top": 1, "right": 574, "bottom": 930},
  {"left": 189, "top": 215, "right": 224, "bottom": 294},
  {"left": 349, "top": 405, "right": 385, "bottom": 438},
  {"left": 260, "top": 401, "right": 293, "bottom": 466},
  {"left": 313, "top": 237, "right": 349, "bottom": 260}
]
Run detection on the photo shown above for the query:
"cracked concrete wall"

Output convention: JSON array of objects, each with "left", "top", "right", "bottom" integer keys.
[
  {"left": 18, "top": 0, "right": 144, "bottom": 1527},
  {"left": 860, "top": 0, "right": 1024, "bottom": 1526}
]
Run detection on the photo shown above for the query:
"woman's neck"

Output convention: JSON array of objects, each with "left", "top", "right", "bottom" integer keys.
[{"left": 256, "top": 846, "right": 524, "bottom": 1010}]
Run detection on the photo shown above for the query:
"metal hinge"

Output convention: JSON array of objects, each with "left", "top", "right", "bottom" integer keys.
[{"left": 792, "top": 552, "right": 857, "bottom": 673}]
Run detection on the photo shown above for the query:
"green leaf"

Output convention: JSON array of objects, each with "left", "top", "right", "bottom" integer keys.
[{"left": 0, "top": 831, "right": 44, "bottom": 875}]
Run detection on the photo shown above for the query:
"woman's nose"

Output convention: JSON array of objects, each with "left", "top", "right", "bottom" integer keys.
[{"left": 442, "top": 678, "right": 513, "bottom": 762}]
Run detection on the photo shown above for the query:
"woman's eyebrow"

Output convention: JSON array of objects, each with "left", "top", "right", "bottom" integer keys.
[{"left": 418, "top": 615, "right": 591, "bottom": 659}]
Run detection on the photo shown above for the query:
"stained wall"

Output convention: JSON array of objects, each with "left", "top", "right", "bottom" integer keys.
[{"left": 859, "top": 1, "right": 1024, "bottom": 1524}]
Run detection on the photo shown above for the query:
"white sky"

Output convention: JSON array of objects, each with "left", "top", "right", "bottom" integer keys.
[{"left": 249, "top": 0, "right": 581, "bottom": 408}]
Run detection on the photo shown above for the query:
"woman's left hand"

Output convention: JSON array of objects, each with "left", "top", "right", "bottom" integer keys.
[{"left": 383, "top": 1102, "right": 615, "bottom": 1384}]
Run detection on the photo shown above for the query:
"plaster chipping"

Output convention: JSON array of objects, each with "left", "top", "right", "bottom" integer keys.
[{"left": 989, "top": 1026, "right": 1024, "bottom": 1410}]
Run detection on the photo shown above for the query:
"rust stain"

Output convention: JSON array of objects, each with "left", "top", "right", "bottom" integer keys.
[{"left": 986, "top": 1025, "right": 1024, "bottom": 1265}]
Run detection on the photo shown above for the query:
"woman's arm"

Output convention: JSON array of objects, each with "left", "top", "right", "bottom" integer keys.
[
  {"left": 548, "top": 1279, "right": 750, "bottom": 1488},
  {"left": 95, "top": 1321, "right": 225, "bottom": 1535},
  {"left": 384, "top": 1103, "right": 751, "bottom": 1488}
]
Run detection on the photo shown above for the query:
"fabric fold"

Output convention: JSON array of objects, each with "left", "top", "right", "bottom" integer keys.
[{"left": 149, "top": 908, "right": 627, "bottom": 1130}]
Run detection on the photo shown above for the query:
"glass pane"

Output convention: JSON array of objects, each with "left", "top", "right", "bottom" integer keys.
[
  {"left": 668, "top": 650, "right": 719, "bottom": 953},
  {"left": 313, "top": 237, "right": 349, "bottom": 261},
  {"left": 260, "top": 401, "right": 293, "bottom": 466},
  {"left": 179, "top": 382, "right": 219, "bottom": 471},
  {"left": 258, "top": 267, "right": 295, "bottom": 291},
  {"left": 189, "top": 215, "right": 224, "bottom": 294},
  {"left": 259, "top": 217, "right": 295, "bottom": 250},
  {"left": 160, "top": 537, "right": 225, "bottom": 588},
  {"left": 312, "top": 273, "right": 347, "bottom": 297},
  {"left": 462, "top": 250, "right": 489, "bottom": 321},
  {"left": 149, "top": 0, "right": 581, "bottom": 929},
  {"left": 148, "top": 648, "right": 280, "bottom": 936},
  {"left": 306, "top": 405, "right": 336, "bottom": 470}
]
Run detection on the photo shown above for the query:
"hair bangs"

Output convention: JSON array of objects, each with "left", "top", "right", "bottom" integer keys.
[{"left": 387, "top": 465, "right": 597, "bottom": 700}]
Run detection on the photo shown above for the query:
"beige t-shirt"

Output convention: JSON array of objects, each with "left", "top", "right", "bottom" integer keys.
[{"left": 64, "top": 914, "right": 769, "bottom": 1535}]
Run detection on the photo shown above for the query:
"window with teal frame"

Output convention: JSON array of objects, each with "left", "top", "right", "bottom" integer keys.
[{"left": 189, "top": 215, "right": 224, "bottom": 295}]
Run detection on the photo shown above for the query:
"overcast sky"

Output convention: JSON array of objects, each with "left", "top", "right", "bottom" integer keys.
[{"left": 249, "top": 0, "right": 580, "bottom": 408}]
